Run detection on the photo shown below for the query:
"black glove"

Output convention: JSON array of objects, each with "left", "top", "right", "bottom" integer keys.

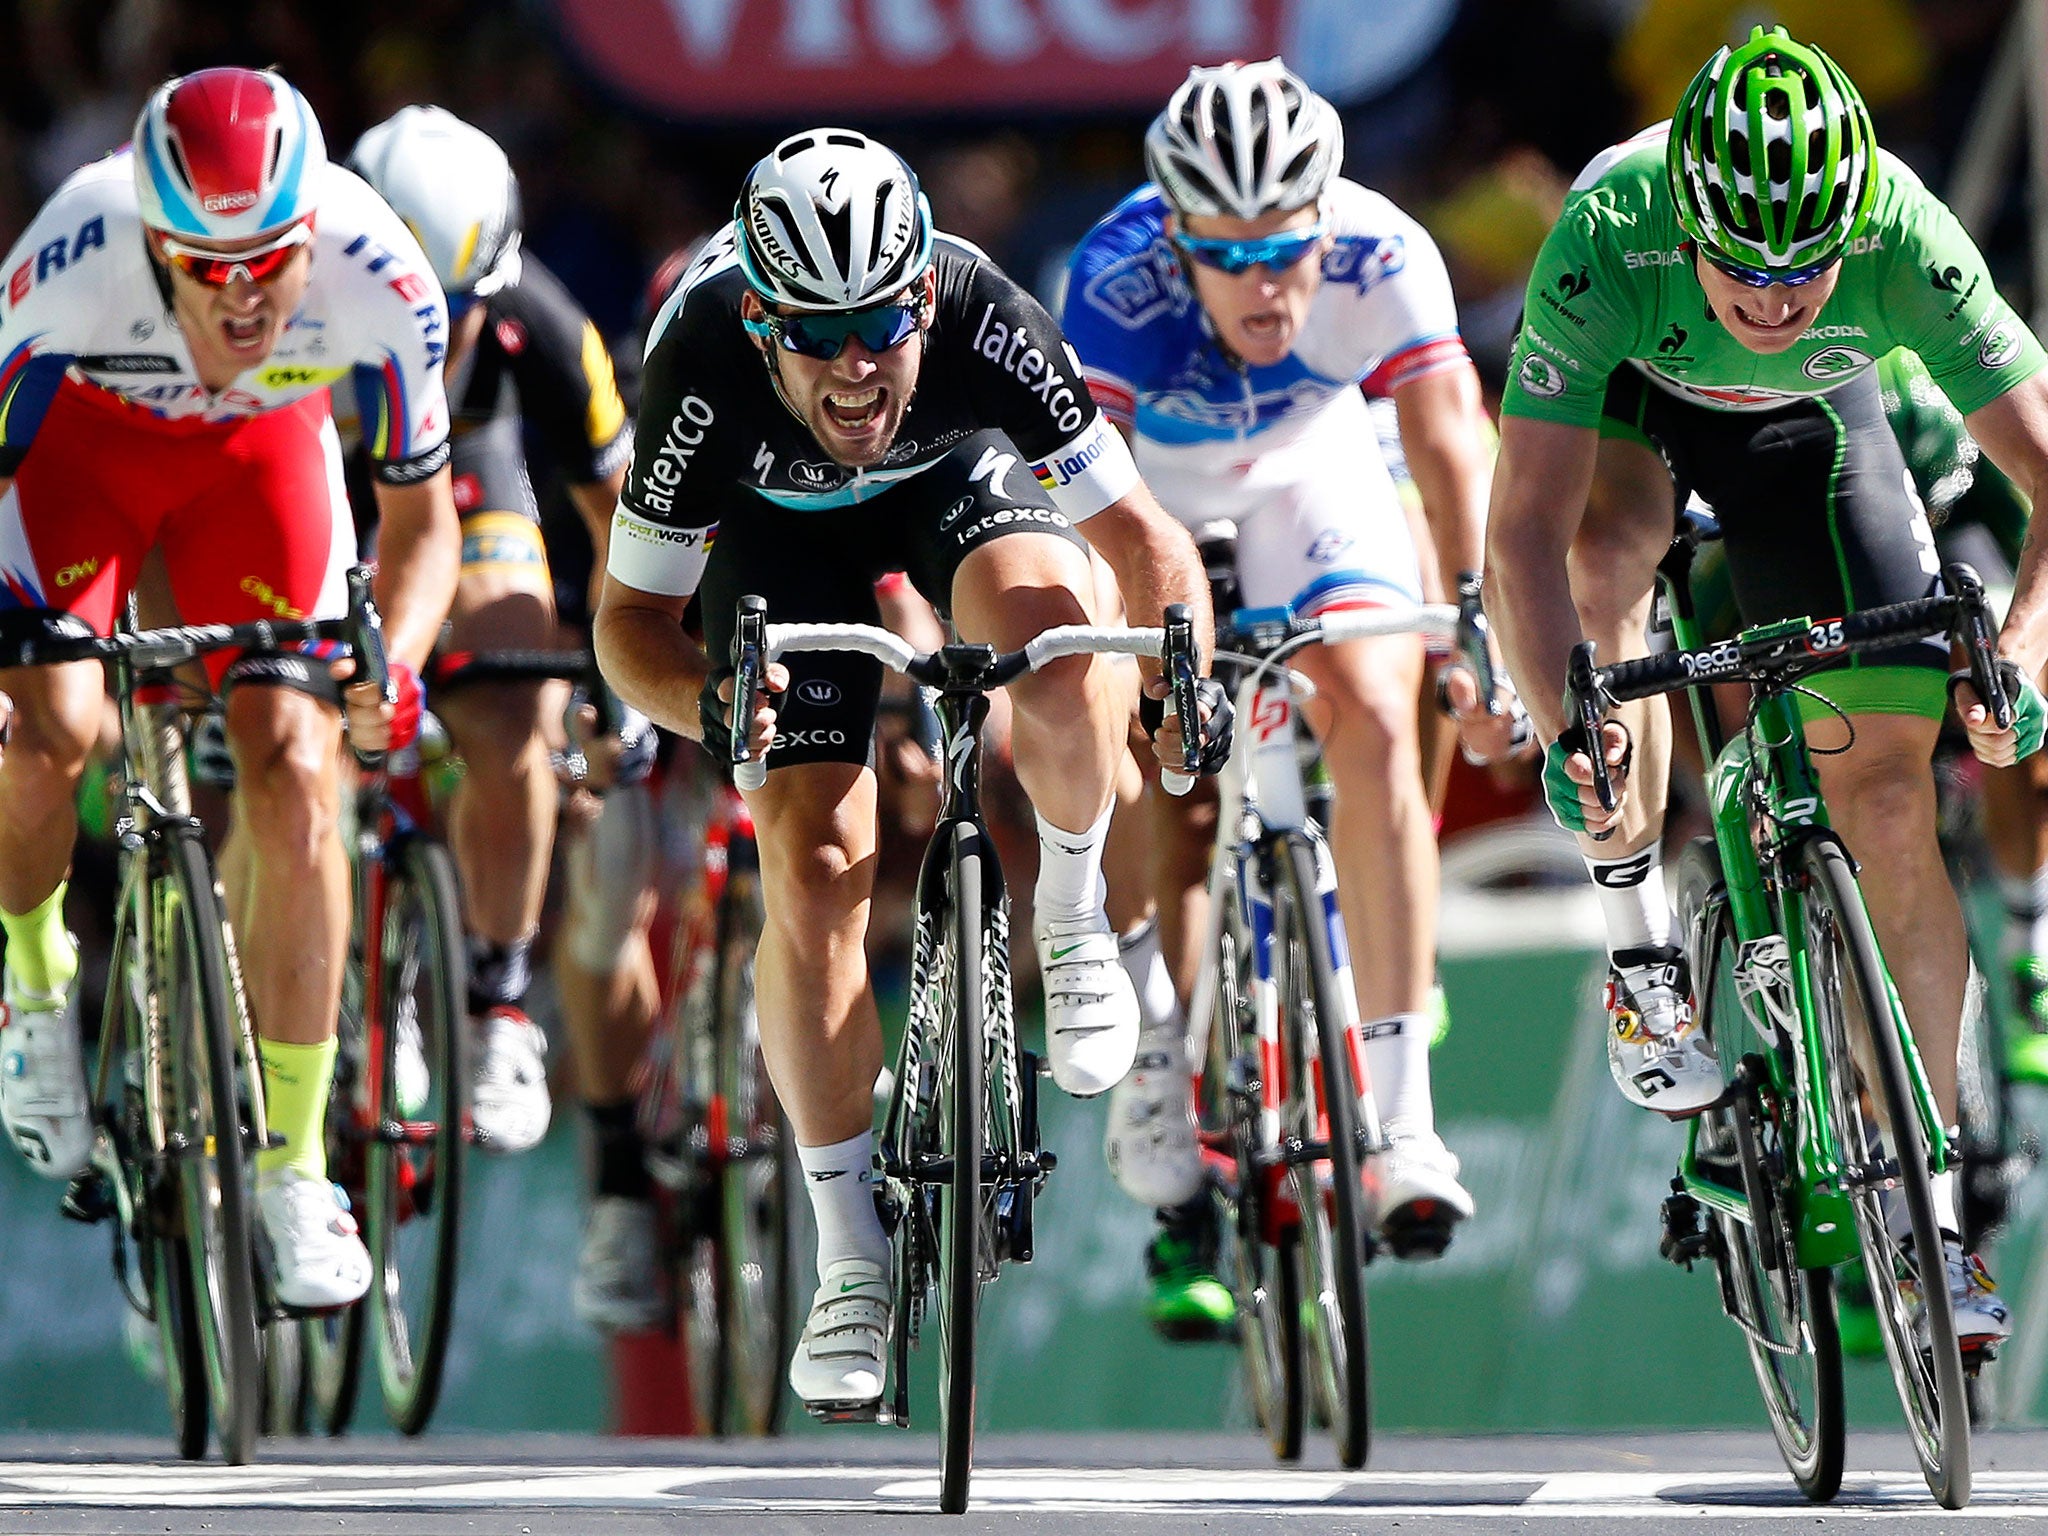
[
  {"left": 1140, "top": 676, "right": 1234, "bottom": 777},
  {"left": 698, "top": 667, "right": 737, "bottom": 763}
]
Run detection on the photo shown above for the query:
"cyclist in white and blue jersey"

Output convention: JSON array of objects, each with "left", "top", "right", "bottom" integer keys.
[{"left": 1063, "top": 59, "right": 1511, "bottom": 1334}]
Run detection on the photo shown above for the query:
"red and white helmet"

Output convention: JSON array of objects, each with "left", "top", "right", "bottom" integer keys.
[{"left": 133, "top": 67, "right": 326, "bottom": 241}]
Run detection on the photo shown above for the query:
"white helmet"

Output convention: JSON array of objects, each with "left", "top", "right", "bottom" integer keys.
[
  {"left": 1145, "top": 59, "right": 1343, "bottom": 221},
  {"left": 133, "top": 67, "right": 326, "bottom": 240},
  {"left": 348, "top": 105, "right": 522, "bottom": 300},
  {"left": 736, "top": 128, "right": 934, "bottom": 311}
]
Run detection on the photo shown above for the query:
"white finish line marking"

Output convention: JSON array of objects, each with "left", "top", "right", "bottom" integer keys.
[{"left": 3, "top": 1463, "right": 2048, "bottom": 1516}]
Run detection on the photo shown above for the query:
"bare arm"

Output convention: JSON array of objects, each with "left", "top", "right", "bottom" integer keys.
[
  {"left": 569, "top": 466, "right": 627, "bottom": 616},
  {"left": 1963, "top": 373, "right": 2048, "bottom": 677},
  {"left": 1483, "top": 414, "right": 1601, "bottom": 744},
  {"left": 367, "top": 469, "right": 462, "bottom": 669},
  {"left": 592, "top": 572, "right": 706, "bottom": 738},
  {"left": 1075, "top": 479, "right": 1214, "bottom": 670},
  {"left": 1393, "top": 363, "right": 1491, "bottom": 583}
]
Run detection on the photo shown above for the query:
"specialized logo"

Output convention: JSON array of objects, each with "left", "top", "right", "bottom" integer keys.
[
  {"left": 636, "top": 395, "right": 716, "bottom": 515},
  {"left": 1980, "top": 320, "right": 2022, "bottom": 370},
  {"left": 1656, "top": 323, "right": 1688, "bottom": 356},
  {"left": 1801, "top": 346, "right": 1871, "bottom": 381},
  {"left": 970, "top": 302, "right": 1087, "bottom": 435},
  {"left": 969, "top": 445, "right": 1016, "bottom": 500},
  {"left": 1556, "top": 265, "right": 1592, "bottom": 301},
  {"left": 1518, "top": 353, "right": 1566, "bottom": 399},
  {"left": 794, "top": 678, "right": 842, "bottom": 707}
]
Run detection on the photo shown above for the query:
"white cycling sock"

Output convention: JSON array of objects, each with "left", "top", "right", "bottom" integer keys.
[
  {"left": 1584, "top": 845, "right": 1674, "bottom": 954},
  {"left": 798, "top": 1131, "right": 889, "bottom": 1278},
  {"left": 1362, "top": 1013, "right": 1433, "bottom": 1136},
  {"left": 1034, "top": 803, "right": 1113, "bottom": 932},
  {"left": 1999, "top": 865, "right": 2048, "bottom": 957},
  {"left": 1117, "top": 915, "right": 1182, "bottom": 1035},
  {"left": 1883, "top": 1170, "right": 1963, "bottom": 1245}
]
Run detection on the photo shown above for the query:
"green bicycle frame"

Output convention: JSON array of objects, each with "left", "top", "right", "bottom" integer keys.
[{"left": 1665, "top": 597, "right": 1950, "bottom": 1271}]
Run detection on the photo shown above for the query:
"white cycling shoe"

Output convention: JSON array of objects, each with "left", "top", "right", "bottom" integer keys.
[
  {"left": 471, "top": 1006, "right": 551, "bottom": 1153},
  {"left": 1104, "top": 1020, "right": 1202, "bottom": 1207},
  {"left": 1036, "top": 917, "right": 1138, "bottom": 1097},
  {"left": 573, "top": 1195, "right": 666, "bottom": 1334},
  {"left": 1372, "top": 1125, "right": 1475, "bottom": 1260},
  {"left": 1907, "top": 1235, "right": 2013, "bottom": 1354},
  {"left": 0, "top": 964, "right": 92, "bottom": 1180},
  {"left": 1604, "top": 945, "right": 1723, "bottom": 1115},
  {"left": 258, "top": 1170, "right": 371, "bottom": 1312},
  {"left": 789, "top": 1257, "right": 890, "bottom": 1411}
]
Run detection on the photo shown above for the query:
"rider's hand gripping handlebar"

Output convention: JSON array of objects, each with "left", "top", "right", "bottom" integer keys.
[
  {"left": 732, "top": 595, "right": 771, "bottom": 792},
  {"left": 345, "top": 564, "right": 395, "bottom": 770},
  {"left": 1564, "top": 638, "right": 1617, "bottom": 839},
  {"left": 1159, "top": 601, "right": 1200, "bottom": 798}
]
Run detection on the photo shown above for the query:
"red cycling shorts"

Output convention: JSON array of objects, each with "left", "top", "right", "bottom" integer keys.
[{"left": 0, "top": 378, "right": 354, "bottom": 683}]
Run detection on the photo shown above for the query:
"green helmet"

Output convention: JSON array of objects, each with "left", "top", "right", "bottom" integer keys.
[{"left": 1668, "top": 26, "right": 1877, "bottom": 275}]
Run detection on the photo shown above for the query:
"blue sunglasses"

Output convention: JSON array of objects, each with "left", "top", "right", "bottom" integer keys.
[
  {"left": 1699, "top": 249, "right": 1839, "bottom": 289},
  {"left": 1175, "top": 221, "right": 1328, "bottom": 277},
  {"left": 743, "top": 298, "right": 923, "bottom": 361}
]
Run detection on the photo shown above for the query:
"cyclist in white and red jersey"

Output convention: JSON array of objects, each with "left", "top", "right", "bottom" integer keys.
[
  {"left": 0, "top": 68, "right": 461, "bottom": 1310},
  {"left": 1062, "top": 59, "right": 1517, "bottom": 1333}
]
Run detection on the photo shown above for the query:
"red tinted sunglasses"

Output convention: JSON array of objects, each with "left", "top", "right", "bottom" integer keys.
[{"left": 153, "top": 219, "right": 314, "bottom": 288}]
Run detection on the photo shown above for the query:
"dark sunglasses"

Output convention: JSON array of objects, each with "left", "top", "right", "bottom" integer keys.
[
  {"left": 153, "top": 219, "right": 313, "bottom": 288},
  {"left": 1698, "top": 248, "right": 1839, "bottom": 289},
  {"left": 1174, "top": 221, "right": 1328, "bottom": 276},
  {"left": 744, "top": 297, "right": 923, "bottom": 361}
]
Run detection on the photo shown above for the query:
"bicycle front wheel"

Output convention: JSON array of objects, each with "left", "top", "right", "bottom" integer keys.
[
  {"left": 1276, "top": 834, "right": 1371, "bottom": 1470},
  {"left": 937, "top": 823, "right": 985, "bottom": 1515},
  {"left": 1801, "top": 836, "right": 1970, "bottom": 1508},
  {"left": 714, "top": 860, "right": 796, "bottom": 1437},
  {"left": 1674, "top": 838, "right": 1842, "bottom": 1502},
  {"left": 161, "top": 835, "right": 263, "bottom": 1465},
  {"left": 367, "top": 834, "right": 467, "bottom": 1436}
]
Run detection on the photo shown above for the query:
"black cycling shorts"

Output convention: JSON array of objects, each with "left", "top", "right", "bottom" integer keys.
[
  {"left": 697, "top": 429, "right": 1090, "bottom": 771},
  {"left": 1602, "top": 365, "right": 1949, "bottom": 698}
]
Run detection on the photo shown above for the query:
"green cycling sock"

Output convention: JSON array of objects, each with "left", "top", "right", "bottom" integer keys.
[
  {"left": 258, "top": 1036, "right": 338, "bottom": 1180},
  {"left": 0, "top": 883, "right": 77, "bottom": 1001}
]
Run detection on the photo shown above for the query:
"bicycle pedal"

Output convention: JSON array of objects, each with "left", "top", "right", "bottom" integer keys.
[
  {"left": 1658, "top": 1180, "right": 1715, "bottom": 1270},
  {"left": 804, "top": 1396, "right": 885, "bottom": 1424},
  {"left": 60, "top": 1169, "right": 115, "bottom": 1225},
  {"left": 1380, "top": 1207, "right": 1455, "bottom": 1261}
]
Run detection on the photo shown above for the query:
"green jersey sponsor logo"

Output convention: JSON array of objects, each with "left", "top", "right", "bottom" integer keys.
[
  {"left": 1556, "top": 265, "right": 1593, "bottom": 300},
  {"left": 1518, "top": 353, "right": 1567, "bottom": 399},
  {"left": 1656, "top": 323, "right": 1688, "bottom": 356},
  {"left": 1980, "top": 319, "right": 2022, "bottom": 369},
  {"left": 1802, "top": 345, "right": 1872, "bottom": 381},
  {"left": 1624, "top": 247, "right": 1684, "bottom": 270},
  {"left": 1929, "top": 263, "right": 1964, "bottom": 293}
]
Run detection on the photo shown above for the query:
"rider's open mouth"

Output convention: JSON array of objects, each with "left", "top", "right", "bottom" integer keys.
[
  {"left": 824, "top": 387, "right": 885, "bottom": 431},
  {"left": 222, "top": 313, "right": 267, "bottom": 349},
  {"left": 1240, "top": 311, "right": 1287, "bottom": 342}
]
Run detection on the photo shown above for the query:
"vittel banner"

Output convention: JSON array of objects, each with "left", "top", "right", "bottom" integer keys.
[{"left": 550, "top": 0, "right": 1455, "bottom": 115}]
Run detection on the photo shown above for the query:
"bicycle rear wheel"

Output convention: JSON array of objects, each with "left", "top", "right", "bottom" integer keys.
[
  {"left": 303, "top": 948, "right": 367, "bottom": 1439},
  {"left": 1277, "top": 834, "right": 1371, "bottom": 1470},
  {"left": 1674, "top": 839, "right": 1842, "bottom": 1502},
  {"left": 160, "top": 835, "right": 263, "bottom": 1466},
  {"left": 1800, "top": 837, "right": 1970, "bottom": 1508},
  {"left": 1197, "top": 884, "right": 1302, "bottom": 1460},
  {"left": 713, "top": 861, "right": 796, "bottom": 1437},
  {"left": 367, "top": 834, "right": 467, "bottom": 1436},
  {"left": 937, "top": 823, "right": 984, "bottom": 1515}
]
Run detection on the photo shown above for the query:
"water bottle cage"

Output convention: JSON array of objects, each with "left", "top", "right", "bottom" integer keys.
[{"left": 1733, "top": 935, "right": 1798, "bottom": 1051}]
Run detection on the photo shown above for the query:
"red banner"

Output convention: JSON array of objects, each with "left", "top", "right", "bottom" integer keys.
[{"left": 550, "top": 0, "right": 1295, "bottom": 117}]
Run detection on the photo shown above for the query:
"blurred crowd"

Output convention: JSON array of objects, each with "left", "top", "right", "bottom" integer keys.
[{"left": 0, "top": 0, "right": 2028, "bottom": 397}]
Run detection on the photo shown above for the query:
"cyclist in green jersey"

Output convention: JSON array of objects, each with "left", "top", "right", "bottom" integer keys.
[{"left": 1487, "top": 27, "right": 2048, "bottom": 1352}]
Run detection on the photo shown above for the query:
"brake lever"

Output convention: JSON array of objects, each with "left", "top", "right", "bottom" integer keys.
[
  {"left": 732, "top": 595, "right": 770, "bottom": 791},
  {"left": 1455, "top": 573, "right": 1503, "bottom": 717},
  {"left": 344, "top": 564, "right": 395, "bottom": 771},
  {"left": 1946, "top": 561, "right": 2012, "bottom": 731},
  {"left": 1161, "top": 602, "right": 1199, "bottom": 797},
  {"left": 1565, "top": 639, "right": 1616, "bottom": 832}
]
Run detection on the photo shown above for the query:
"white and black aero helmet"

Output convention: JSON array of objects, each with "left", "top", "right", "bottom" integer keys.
[
  {"left": 736, "top": 129, "right": 935, "bottom": 311},
  {"left": 1145, "top": 58, "right": 1343, "bottom": 220},
  {"left": 349, "top": 106, "right": 522, "bottom": 302}
]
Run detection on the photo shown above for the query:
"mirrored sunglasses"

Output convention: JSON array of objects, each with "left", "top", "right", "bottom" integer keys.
[
  {"left": 1699, "top": 249, "right": 1838, "bottom": 289},
  {"left": 745, "top": 299, "right": 922, "bottom": 361},
  {"left": 1175, "top": 221, "right": 1328, "bottom": 276},
  {"left": 155, "top": 220, "right": 314, "bottom": 288}
]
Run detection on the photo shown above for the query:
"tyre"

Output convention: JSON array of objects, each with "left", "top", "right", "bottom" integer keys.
[
  {"left": 668, "top": 899, "right": 729, "bottom": 1436},
  {"left": 1674, "top": 838, "right": 1844, "bottom": 1502},
  {"left": 1277, "top": 835, "right": 1371, "bottom": 1470},
  {"left": 304, "top": 926, "right": 368, "bottom": 1440},
  {"left": 1197, "top": 886, "right": 1302, "bottom": 1461},
  {"left": 713, "top": 862, "right": 796, "bottom": 1437},
  {"left": 937, "top": 823, "right": 984, "bottom": 1515},
  {"left": 261, "top": 1318, "right": 307, "bottom": 1437},
  {"left": 301, "top": 1299, "right": 365, "bottom": 1438},
  {"left": 367, "top": 834, "right": 467, "bottom": 1436},
  {"left": 1799, "top": 837, "right": 1971, "bottom": 1508},
  {"left": 161, "top": 835, "right": 263, "bottom": 1466}
]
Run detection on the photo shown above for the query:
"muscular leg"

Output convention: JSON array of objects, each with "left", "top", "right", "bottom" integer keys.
[
  {"left": 0, "top": 661, "right": 100, "bottom": 920},
  {"left": 1811, "top": 709, "right": 1964, "bottom": 1123}
]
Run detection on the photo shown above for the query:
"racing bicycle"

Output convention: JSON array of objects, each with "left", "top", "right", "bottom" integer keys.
[
  {"left": 728, "top": 594, "right": 1203, "bottom": 1512},
  {"left": 1596, "top": 511, "right": 2002, "bottom": 1509}
]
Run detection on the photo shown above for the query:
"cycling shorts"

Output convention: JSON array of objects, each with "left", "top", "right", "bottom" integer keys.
[
  {"left": 1601, "top": 365, "right": 1948, "bottom": 719},
  {"left": 1141, "top": 391, "right": 1423, "bottom": 619},
  {"left": 0, "top": 378, "right": 353, "bottom": 686},
  {"left": 697, "top": 429, "right": 1090, "bottom": 773}
]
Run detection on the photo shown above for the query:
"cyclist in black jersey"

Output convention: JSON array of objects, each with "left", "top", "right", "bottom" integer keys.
[
  {"left": 347, "top": 110, "right": 644, "bottom": 1190},
  {"left": 596, "top": 129, "right": 1220, "bottom": 1412}
]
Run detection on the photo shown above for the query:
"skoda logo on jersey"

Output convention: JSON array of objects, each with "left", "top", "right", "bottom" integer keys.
[
  {"left": 1802, "top": 346, "right": 1872, "bottom": 382},
  {"left": 794, "top": 679, "right": 842, "bottom": 708},
  {"left": 940, "top": 494, "right": 975, "bottom": 530},
  {"left": 1980, "top": 320, "right": 2023, "bottom": 370},
  {"left": 1518, "top": 353, "right": 1566, "bottom": 400}
]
